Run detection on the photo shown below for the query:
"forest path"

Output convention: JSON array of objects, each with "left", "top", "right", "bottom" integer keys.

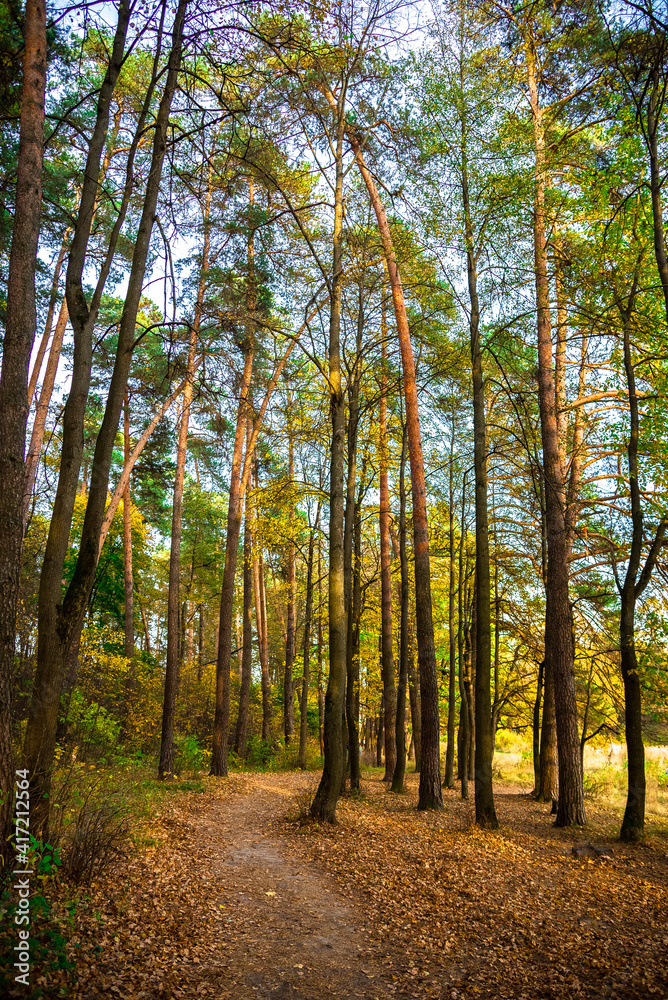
[
  {"left": 69, "top": 768, "right": 668, "bottom": 1000},
  {"left": 191, "top": 771, "right": 395, "bottom": 1000}
]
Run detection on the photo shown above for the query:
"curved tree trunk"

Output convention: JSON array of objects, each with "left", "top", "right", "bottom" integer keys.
[
  {"left": 617, "top": 296, "right": 666, "bottom": 840},
  {"left": 348, "top": 134, "right": 442, "bottom": 810}
]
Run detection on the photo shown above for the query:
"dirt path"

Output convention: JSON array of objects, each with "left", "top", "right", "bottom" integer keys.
[
  {"left": 194, "top": 773, "right": 395, "bottom": 1000},
  {"left": 60, "top": 768, "right": 668, "bottom": 1000}
]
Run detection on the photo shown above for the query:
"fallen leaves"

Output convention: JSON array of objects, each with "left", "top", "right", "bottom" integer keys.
[
  {"left": 15, "top": 770, "right": 668, "bottom": 1000},
  {"left": 281, "top": 774, "right": 668, "bottom": 1000}
]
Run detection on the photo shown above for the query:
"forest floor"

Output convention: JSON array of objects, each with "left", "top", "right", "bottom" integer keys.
[{"left": 38, "top": 768, "right": 668, "bottom": 1000}]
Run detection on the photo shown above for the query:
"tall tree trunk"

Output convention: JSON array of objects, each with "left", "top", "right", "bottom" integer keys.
[
  {"left": 526, "top": 43, "right": 585, "bottom": 826},
  {"left": 468, "top": 573, "right": 476, "bottom": 782},
  {"left": 461, "top": 134, "right": 497, "bottom": 826},
  {"left": 538, "top": 655, "right": 558, "bottom": 803},
  {"left": 121, "top": 391, "right": 135, "bottom": 733},
  {"left": 253, "top": 484, "right": 272, "bottom": 743},
  {"left": 379, "top": 297, "right": 397, "bottom": 783},
  {"left": 344, "top": 283, "right": 363, "bottom": 790},
  {"left": 376, "top": 693, "right": 384, "bottom": 768},
  {"left": 444, "top": 411, "right": 457, "bottom": 789},
  {"left": 391, "top": 425, "right": 409, "bottom": 793},
  {"left": 532, "top": 660, "right": 544, "bottom": 796},
  {"left": 298, "top": 510, "right": 319, "bottom": 769},
  {"left": 123, "top": 392, "right": 134, "bottom": 663},
  {"left": 0, "top": 0, "right": 47, "bottom": 864},
  {"left": 617, "top": 293, "right": 666, "bottom": 840},
  {"left": 211, "top": 177, "right": 257, "bottom": 776},
  {"left": 408, "top": 648, "right": 421, "bottom": 772},
  {"left": 25, "top": 0, "right": 183, "bottom": 837},
  {"left": 311, "top": 107, "right": 347, "bottom": 823},
  {"left": 348, "top": 133, "right": 442, "bottom": 810},
  {"left": 284, "top": 395, "right": 296, "bottom": 745},
  {"left": 160, "top": 156, "right": 210, "bottom": 778},
  {"left": 317, "top": 531, "right": 325, "bottom": 757},
  {"left": 234, "top": 440, "right": 253, "bottom": 759}
]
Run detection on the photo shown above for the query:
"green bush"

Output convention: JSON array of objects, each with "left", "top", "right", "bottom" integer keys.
[
  {"left": 174, "top": 734, "right": 210, "bottom": 775},
  {"left": 0, "top": 837, "right": 76, "bottom": 998}
]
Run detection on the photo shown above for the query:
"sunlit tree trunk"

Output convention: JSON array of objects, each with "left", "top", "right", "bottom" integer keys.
[
  {"left": 391, "top": 425, "right": 409, "bottom": 793},
  {"left": 235, "top": 431, "right": 254, "bottom": 759},
  {"left": 444, "top": 412, "right": 457, "bottom": 789},
  {"left": 253, "top": 497, "right": 272, "bottom": 743},
  {"left": 526, "top": 41, "right": 585, "bottom": 826},
  {"left": 379, "top": 296, "right": 397, "bottom": 783},
  {"left": 298, "top": 510, "right": 319, "bottom": 770},
  {"left": 311, "top": 104, "right": 347, "bottom": 822},
  {"left": 210, "top": 210, "right": 255, "bottom": 774},
  {"left": 344, "top": 286, "right": 363, "bottom": 791},
  {"left": 284, "top": 396, "right": 296, "bottom": 745},
  {"left": 160, "top": 160, "right": 210, "bottom": 779},
  {"left": 458, "top": 118, "right": 497, "bottom": 824}
]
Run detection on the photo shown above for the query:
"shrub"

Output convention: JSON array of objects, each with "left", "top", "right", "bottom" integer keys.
[{"left": 61, "top": 804, "right": 129, "bottom": 885}]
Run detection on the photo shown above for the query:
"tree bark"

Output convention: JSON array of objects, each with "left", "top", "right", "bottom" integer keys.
[
  {"left": 391, "top": 425, "right": 409, "bottom": 793},
  {"left": 376, "top": 693, "right": 384, "bottom": 768},
  {"left": 526, "top": 43, "right": 585, "bottom": 826},
  {"left": 617, "top": 293, "right": 666, "bottom": 840},
  {"left": 253, "top": 475, "right": 272, "bottom": 743},
  {"left": 160, "top": 154, "right": 209, "bottom": 779},
  {"left": 311, "top": 104, "right": 347, "bottom": 823},
  {"left": 210, "top": 352, "right": 254, "bottom": 775},
  {"left": 284, "top": 395, "right": 296, "bottom": 745},
  {"left": 462, "top": 147, "right": 497, "bottom": 825},
  {"left": 123, "top": 393, "right": 134, "bottom": 663},
  {"left": 532, "top": 660, "right": 544, "bottom": 796},
  {"left": 234, "top": 434, "right": 254, "bottom": 759},
  {"left": 298, "top": 510, "right": 319, "bottom": 769},
  {"left": 317, "top": 532, "right": 324, "bottom": 757},
  {"left": 408, "top": 647, "right": 421, "bottom": 772},
  {"left": 0, "top": 0, "right": 47, "bottom": 864},
  {"left": 379, "top": 297, "right": 397, "bottom": 783},
  {"left": 344, "top": 282, "right": 363, "bottom": 790},
  {"left": 444, "top": 411, "right": 457, "bottom": 788}
]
